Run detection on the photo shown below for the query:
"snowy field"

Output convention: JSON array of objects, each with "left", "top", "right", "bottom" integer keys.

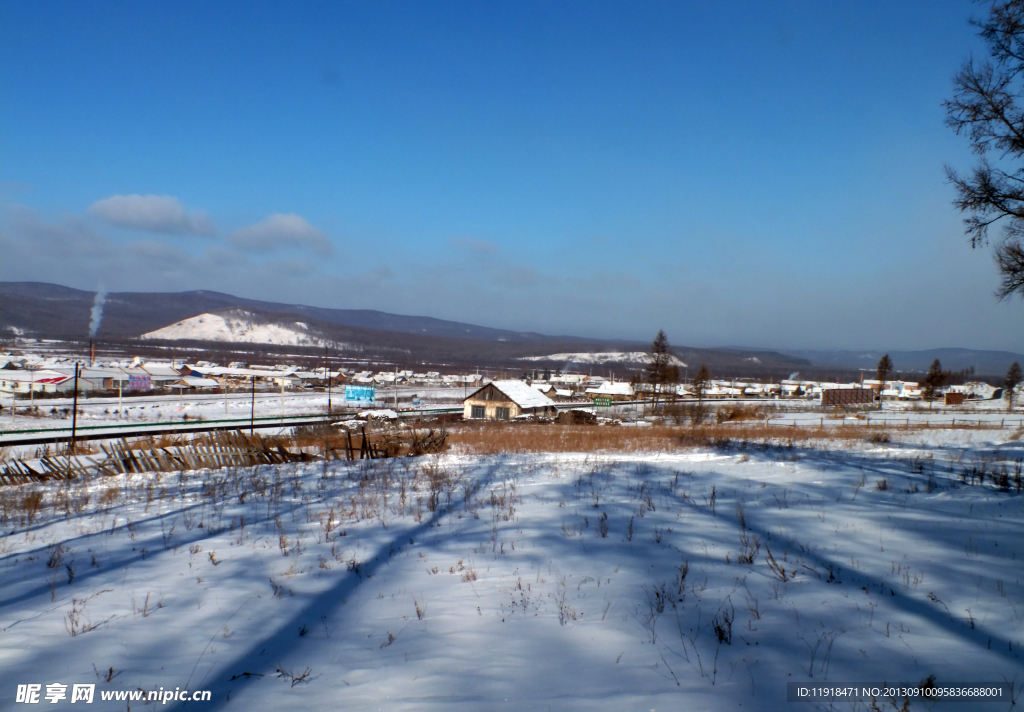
[
  {"left": 2, "top": 428, "right": 1023, "bottom": 710},
  {"left": 0, "top": 387, "right": 469, "bottom": 439},
  {"left": 4, "top": 389, "right": 1024, "bottom": 439}
]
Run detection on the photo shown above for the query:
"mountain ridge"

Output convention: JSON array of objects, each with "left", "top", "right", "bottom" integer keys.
[{"left": 8, "top": 281, "right": 1017, "bottom": 377}]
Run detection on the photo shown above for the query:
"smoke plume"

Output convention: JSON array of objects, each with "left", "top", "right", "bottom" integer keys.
[{"left": 89, "top": 290, "right": 107, "bottom": 337}]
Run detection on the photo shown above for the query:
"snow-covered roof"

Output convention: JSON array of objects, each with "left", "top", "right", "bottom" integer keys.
[
  {"left": 185, "top": 364, "right": 296, "bottom": 379},
  {"left": 182, "top": 376, "right": 220, "bottom": 388},
  {"left": 142, "top": 363, "right": 183, "bottom": 378},
  {"left": 480, "top": 380, "right": 556, "bottom": 409},
  {"left": 585, "top": 382, "right": 633, "bottom": 396}
]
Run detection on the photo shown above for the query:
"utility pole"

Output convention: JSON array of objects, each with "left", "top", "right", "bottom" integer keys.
[
  {"left": 250, "top": 375, "right": 255, "bottom": 435},
  {"left": 395, "top": 365, "right": 399, "bottom": 407},
  {"left": 326, "top": 346, "right": 332, "bottom": 414},
  {"left": 71, "top": 363, "right": 80, "bottom": 454}
]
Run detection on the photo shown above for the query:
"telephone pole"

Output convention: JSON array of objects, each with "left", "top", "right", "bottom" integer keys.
[
  {"left": 326, "top": 346, "right": 332, "bottom": 414},
  {"left": 70, "top": 363, "right": 80, "bottom": 454},
  {"left": 250, "top": 375, "right": 255, "bottom": 435}
]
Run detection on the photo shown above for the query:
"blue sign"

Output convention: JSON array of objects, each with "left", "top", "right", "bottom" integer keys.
[{"left": 345, "top": 385, "right": 376, "bottom": 402}]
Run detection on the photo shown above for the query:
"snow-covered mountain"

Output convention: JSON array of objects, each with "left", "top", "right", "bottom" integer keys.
[
  {"left": 141, "top": 310, "right": 330, "bottom": 347},
  {"left": 518, "top": 351, "right": 688, "bottom": 367}
]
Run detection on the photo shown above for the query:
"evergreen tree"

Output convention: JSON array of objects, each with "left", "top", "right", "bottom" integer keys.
[
  {"left": 946, "top": 1, "right": 1024, "bottom": 298},
  {"left": 876, "top": 354, "right": 894, "bottom": 409},
  {"left": 923, "top": 359, "right": 948, "bottom": 407}
]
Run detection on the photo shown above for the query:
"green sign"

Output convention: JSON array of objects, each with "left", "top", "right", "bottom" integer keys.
[{"left": 593, "top": 396, "right": 613, "bottom": 408}]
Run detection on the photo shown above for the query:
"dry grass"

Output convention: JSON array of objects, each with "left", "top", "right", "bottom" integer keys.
[
  {"left": 715, "top": 404, "right": 772, "bottom": 423},
  {"left": 446, "top": 422, "right": 899, "bottom": 455}
]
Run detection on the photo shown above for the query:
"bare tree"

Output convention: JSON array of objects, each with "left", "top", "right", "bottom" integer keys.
[
  {"left": 923, "top": 359, "right": 948, "bottom": 408},
  {"left": 665, "top": 363, "right": 680, "bottom": 406},
  {"left": 691, "top": 363, "right": 710, "bottom": 426},
  {"left": 945, "top": 1, "right": 1024, "bottom": 299},
  {"left": 1005, "top": 361, "right": 1023, "bottom": 411},
  {"left": 876, "top": 354, "right": 893, "bottom": 409},
  {"left": 648, "top": 330, "right": 672, "bottom": 410}
]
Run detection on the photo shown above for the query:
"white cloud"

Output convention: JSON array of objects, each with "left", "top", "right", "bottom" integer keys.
[
  {"left": 0, "top": 208, "right": 320, "bottom": 300},
  {"left": 230, "top": 213, "right": 332, "bottom": 255},
  {"left": 88, "top": 194, "right": 214, "bottom": 235}
]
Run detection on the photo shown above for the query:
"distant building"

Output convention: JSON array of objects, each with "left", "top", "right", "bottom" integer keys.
[
  {"left": 463, "top": 380, "right": 557, "bottom": 420},
  {"left": 820, "top": 386, "right": 874, "bottom": 407},
  {"left": 0, "top": 369, "right": 74, "bottom": 395},
  {"left": 584, "top": 382, "right": 634, "bottom": 401}
]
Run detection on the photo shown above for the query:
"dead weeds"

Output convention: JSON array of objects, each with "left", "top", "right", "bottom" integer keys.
[{"left": 446, "top": 422, "right": 898, "bottom": 454}]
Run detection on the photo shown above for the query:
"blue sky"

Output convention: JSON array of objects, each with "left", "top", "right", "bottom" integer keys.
[{"left": 1, "top": 1, "right": 1019, "bottom": 351}]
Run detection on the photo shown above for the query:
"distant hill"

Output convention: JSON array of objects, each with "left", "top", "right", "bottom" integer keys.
[
  {"left": 0, "top": 281, "right": 577, "bottom": 343},
  {"left": 781, "top": 348, "right": 1024, "bottom": 377},
  {"left": 0, "top": 281, "right": 818, "bottom": 374}
]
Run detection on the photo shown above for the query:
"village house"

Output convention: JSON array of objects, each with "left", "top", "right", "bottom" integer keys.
[
  {"left": 584, "top": 381, "right": 634, "bottom": 401},
  {"left": 0, "top": 369, "right": 74, "bottom": 395},
  {"left": 180, "top": 364, "right": 296, "bottom": 386},
  {"left": 463, "top": 380, "right": 557, "bottom": 420}
]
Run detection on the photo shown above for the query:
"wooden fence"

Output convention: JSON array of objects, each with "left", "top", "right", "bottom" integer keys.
[{"left": 1, "top": 425, "right": 448, "bottom": 486}]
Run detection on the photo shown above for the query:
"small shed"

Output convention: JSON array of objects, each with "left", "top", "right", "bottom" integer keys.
[
  {"left": 463, "top": 380, "right": 557, "bottom": 420},
  {"left": 179, "top": 376, "right": 221, "bottom": 390},
  {"left": 558, "top": 408, "right": 598, "bottom": 425},
  {"left": 820, "top": 387, "right": 875, "bottom": 407}
]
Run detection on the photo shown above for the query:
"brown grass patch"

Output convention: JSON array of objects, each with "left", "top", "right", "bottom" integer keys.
[
  {"left": 446, "top": 422, "right": 895, "bottom": 455},
  {"left": 715, "top": 404, "right": 771, "bottom": 423}
]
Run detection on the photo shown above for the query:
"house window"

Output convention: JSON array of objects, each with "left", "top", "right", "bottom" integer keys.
[
  {"left": 496, "top": 407, "right": 510, "bottom": 420},
  {"left": 471, "top": 405, "right": 485, "bottom": 419}
]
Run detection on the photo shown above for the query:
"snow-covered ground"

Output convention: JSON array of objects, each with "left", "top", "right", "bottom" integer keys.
[
  {"left": 0, "top": 387, "right": 471, "bottom": 438},
  {"left": 2, "top": 428, "right": 1022, "bottom": 710}
]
